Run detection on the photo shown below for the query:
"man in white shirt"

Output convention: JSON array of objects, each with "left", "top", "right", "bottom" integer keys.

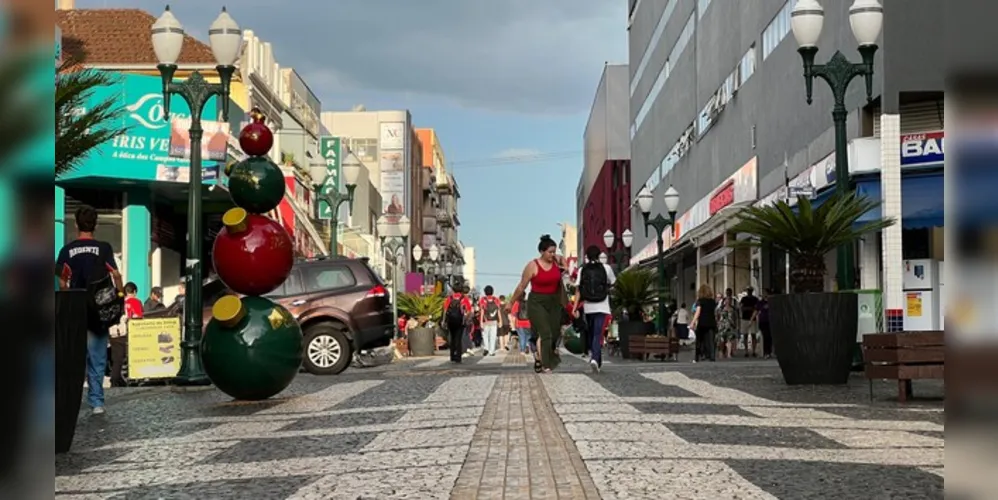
[{"left": 573, "top": 245, "right": 617, "bottom": 373}]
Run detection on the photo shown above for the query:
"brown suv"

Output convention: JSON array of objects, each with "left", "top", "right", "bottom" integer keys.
[{"left": 147, "top": 257, "right": 394, "bottom": 375}]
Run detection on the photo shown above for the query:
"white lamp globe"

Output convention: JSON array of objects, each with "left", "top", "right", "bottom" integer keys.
[
  {"left": 599, "top": 252, "right": 608, "bottom": 264},
  {"left": 849, "top": 0, "right": 883, "bottom": 47},
  {"left": 636, "top": 187, "right": 653, "bottom": 214},
  {"left": 428, "top": 244, "right": 440, "bottom": 261},
  {"left": 412, "top": 245, "right": 423, "bottom": 262},
  {"left": 342, "top": 152, "right": 363, "bottom": 186},
  {"left": 208, "top": 7, "right": 242, "bottom": 66},
  {"left": 398, "top": 216, "right": 411, "bottom": 236},
  {"left": 664, "top": 185, "right": 680, "bottom": 213},
  {"left": 603, "top": 229, "right": 615, "bottom": 249},
  {"left": 621, "top": 229, "right": 634, "bottom": 248},
  {"left": 309, "top": 164, "right": 328, "bottom": 190},
  {"left": 151, "top": 6, "right": 184, "bottom": 65},
  {"left": 791, "top": 0, "right": 825, "bottom": 49}
]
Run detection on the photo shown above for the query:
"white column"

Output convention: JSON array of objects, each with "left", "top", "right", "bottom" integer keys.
[
  {"left": 695, "top": 245, "right": 701, "bottom": 291},
  {"left": 859, "top": 236, "right": 879, "bottom": 290},
  {"left": 880, "top": 113, "right": 904, "bottom": 331},
  {"left": 151, "top": 245, "right": 163, "bottom": 287}
]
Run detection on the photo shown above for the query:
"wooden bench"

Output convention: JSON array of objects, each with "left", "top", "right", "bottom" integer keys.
[
  {"left": 862, "top": 331, "right": 944, "bottom": 402},
  {"left": 628, "top": 335, "right": 679, "bottom": 361}
]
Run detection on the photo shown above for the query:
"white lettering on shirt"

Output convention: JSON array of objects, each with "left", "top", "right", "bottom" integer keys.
[{"left": 68, "top": 246, "right": 100, "bottom": 259}]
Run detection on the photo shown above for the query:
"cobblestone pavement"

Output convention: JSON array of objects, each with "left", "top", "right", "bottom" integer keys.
[{"left": 56, "top": 349, "right": 943, "bottom": 499}]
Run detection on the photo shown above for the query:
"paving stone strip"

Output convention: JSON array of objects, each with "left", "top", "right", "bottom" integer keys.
[{"left": 451, "top": 373, "right": 600, "bottom": 500}]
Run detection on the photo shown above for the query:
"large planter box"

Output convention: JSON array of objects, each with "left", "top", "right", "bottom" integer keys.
[
  {"left": 408, "top": 327, "right": 437, "bottom": 357},
  {"left": 770, "top": 292, "right": 858, "bottom": 385},
  {"left": 55, "top": 290, "right": 88, "bottom": 454},
  {"left": 618, "top": 320, "right": 653, "bottom": 359}
]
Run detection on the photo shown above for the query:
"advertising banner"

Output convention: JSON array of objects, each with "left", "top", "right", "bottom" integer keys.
[
  {"left": 900, "top": 131, "right": 944, "bottom": 166},
  {"left": 155, "top": 164, "right": 218, "bottom": 183},
  {"left": 381, "top": 167, "right": 405, "bottom": 215},
  {"left": 126, "top": 317, "right": 182, "bottom": 379},
  {"left": 317, "top": 136, "right": 342, "bottom": 219},
  {"left": 380, "top": 122, "right": 405, "bottom": 150},
  {"left": 168, "top": 117, "right": 230, "bottom": 161}
]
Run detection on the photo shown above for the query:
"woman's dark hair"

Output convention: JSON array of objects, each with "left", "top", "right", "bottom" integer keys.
[
  {"left": 585, "top": 245, "right": 601, "bottom": 263},
  {"left": 537, "top": 234, "right": 557, "bottom": 253}
]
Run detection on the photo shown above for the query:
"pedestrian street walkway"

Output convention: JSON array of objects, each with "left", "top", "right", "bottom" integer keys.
[{"left": 56, "top": 356, "right": 943, "bottom": 499}]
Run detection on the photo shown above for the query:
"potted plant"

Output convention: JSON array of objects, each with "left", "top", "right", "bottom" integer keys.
[
  {"left": 610, "top": 268, "right": 657, "bottom": 359},
  {"left": 396, "top": 292, "right": 445, "bottom": 356},
  {"left": 729, "top": 192, "right": 894, "bottom": 385}
]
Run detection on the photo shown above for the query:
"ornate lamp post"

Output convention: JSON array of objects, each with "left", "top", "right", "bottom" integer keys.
[
  {"left": 376, "top": 216, "right": 411, "bottom": 338},
  {"left": 637, "top": 185, "right": 680, "bottom": 337},
  {"left": 152, "top": 6, "right": 242, "bottom": 385},
  {"left": 412, "top": 243, "right": 439, "bottom": 293},
  {"left": 603, "top": 228, "right": 634, "bottom": 273},
  {"left": 309, "top": 152, "right": 361, "bottom": 257},
  {"left": 791, "top": 0, "right": 882, "bottom": 291}
]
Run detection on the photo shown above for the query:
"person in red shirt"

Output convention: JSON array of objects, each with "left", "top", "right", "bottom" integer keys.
[
  {"left": 510, "top": 297, "right": 532, "bottom": 353},
  {"left": 478, "top": 286, "right": 503, "bottom": 355},
  {"left": 109, "top": 282, "right": 144, "bottom": 387},
  {"left": 442, "top": 285, "right": 473, "bottom": 362}
]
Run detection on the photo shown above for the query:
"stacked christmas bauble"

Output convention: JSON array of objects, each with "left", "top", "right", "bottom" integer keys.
[{"left": 201, "top": 108, "right": 303, "bottom": 401}]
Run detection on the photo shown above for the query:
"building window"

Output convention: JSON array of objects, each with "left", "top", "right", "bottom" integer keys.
[
  {"left": 350, "top": 138, "right": 378, "bottom": 163},
  {"left": 739, "top": 45, "right": 756, "bottom": 84},
  {"left": 630, "top": 0, "right": 679, "bottom": 97},
  {"left": 632, "top": 13, "right": 695, "bottom": 138},
  {"left": 762, "top": 1, "right": 792, "bottom": 60},
  {"left": 698, "top": 0, "right": 712, "bottom": 18}
]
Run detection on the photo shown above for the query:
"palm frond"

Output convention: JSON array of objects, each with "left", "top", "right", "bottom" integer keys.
[
  {"left": 55, "top": 61, "right": 129, "bottom": 178},
  {"left": 396, "top": 292, "right": 446, "bottom": 323},
  {"left": 610, "top": 267, "right": 657, "bottom": 319}
]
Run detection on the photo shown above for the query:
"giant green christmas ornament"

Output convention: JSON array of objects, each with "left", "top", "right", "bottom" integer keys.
[
  {"left": 225, "top": 156, "right": 286, "bottom": 214},
  {"left": 564, "top": 334, "right": 585, "bottom": 355},
  {"left": 201, "top": 295, "right": 303, "bottom": 401}
]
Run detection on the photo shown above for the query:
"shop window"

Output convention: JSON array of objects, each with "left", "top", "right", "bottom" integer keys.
[{"left": 902, "top": 228, "right": 931, "bottom": 260}]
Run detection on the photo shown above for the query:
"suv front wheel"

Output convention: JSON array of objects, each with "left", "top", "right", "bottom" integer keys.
[{"left": 302, "top": 323, "right": 353, "bottom": 375}]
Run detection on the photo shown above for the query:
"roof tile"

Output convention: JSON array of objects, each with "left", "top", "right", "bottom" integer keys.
[{"left": 57, "top": 9, "right": 218, "bottom": 66}]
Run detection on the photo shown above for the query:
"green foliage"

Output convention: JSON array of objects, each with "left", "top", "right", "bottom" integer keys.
[
  {"left": 729, "top": 192, "right": 895, "bottom": 293},
  {"left": 396, "top": 292, "right": 446, "bottom": 323},
  {"left": 56, "top": 60, "right": 129, "bottom": 178},
  {"left": 610, "top": 267, "right": 657, "bottom": 320}
]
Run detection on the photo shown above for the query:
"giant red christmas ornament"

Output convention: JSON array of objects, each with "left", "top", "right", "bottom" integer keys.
[
  {"left": 238, "top": 108, "right": 274, "bottom": 157},
  {"left": 212, "top": 207, "right": 293, "bottom": 296}
]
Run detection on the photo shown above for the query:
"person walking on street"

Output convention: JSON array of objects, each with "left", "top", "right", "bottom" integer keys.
[
  {"left": 442, "top": 286, "right": 473, "bottom": 362},
  {"left": 753, "top": 288, "right": 774, "bottom": 359},
  {"left": 690, "top": 284, "right": 718, "bottom": 363},
  {"left": 55, "top": 205, "right": 123, "bottom": 415},
  {"left": 739, "top": 287, "right": 760, "bottom": 357},
  {"left": 508, "top": 235, "right": 567, "bottom": 374},
  {"left": 673, "top": 302, "right": 691, "bottom": 342},
  {"left": 498, "top": 295, "right": 511, "bottom": 351},
  {"left": 479, "top": 286, "right": 503, "bottom": 356},
  {"left": 109, "top": 282, "right": 143, "bottom": 387},
  {"left": 573, "top": 245, "right": 615, "bottom": 373},
  {"left": 510, "top": 296, "right": 532, "bottom": 353},
  {"left": 717, "top": 288, "right": 738, "bottom": 358}
]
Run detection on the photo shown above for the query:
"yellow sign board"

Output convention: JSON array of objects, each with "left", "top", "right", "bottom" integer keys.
[
  {"left": 127, "top": 317, "right": 182, "bottom": 379},
  {"left": 906, "top": 293, "right": 923, "bottom": 318}
]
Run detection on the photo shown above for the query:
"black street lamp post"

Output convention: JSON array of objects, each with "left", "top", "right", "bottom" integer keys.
[
  {"left": 637, "top": 186, "right": 680, "bottom": 336},
  {"left": 602, "top": 229, "right": 634, "bottom": 274},
  {"left": 152, "top": 6, "right": 242, "bottom": 385},
  {"left": 377, "top": 216, "right": 411, "bottom": 339},
  {"left": 791, "top": 0, "right": 883, "bottom": 291}
]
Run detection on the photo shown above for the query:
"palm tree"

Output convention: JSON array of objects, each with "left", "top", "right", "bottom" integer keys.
[
  {"left": 610, "top": 267, "right": 657, "bottom": 320},
  {"left": 729, "top": 191, "right": 895, "bottom": 293},
  {"left": 56, "top": 60, "right": 129, "bottom": 178}
]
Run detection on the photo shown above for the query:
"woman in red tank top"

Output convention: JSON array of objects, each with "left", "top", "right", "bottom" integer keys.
[{"left": 508, "top": 234, "right": 567, "bottom": 373}]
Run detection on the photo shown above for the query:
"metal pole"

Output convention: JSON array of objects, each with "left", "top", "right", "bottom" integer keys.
[
  {"left": 160, "top": 68, "right": 233, "bottom": 386},
  {"left": 327, "top": 215, "right": 335, "bottom": 257},
  {"left": 832, "top": 106, "right": 854, "bottom": 290},
  {"left": 392, "top": 255, "right": 398, "bottom": 338},
  {"left": 655, "top": 228, "right": 667, "bottom": 336}
]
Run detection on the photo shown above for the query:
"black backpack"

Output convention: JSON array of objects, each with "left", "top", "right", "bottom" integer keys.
[
  {"left": 484, "top": 297, "right": 500, "bottom": 321},
  {"left": 579, "top": 262, "right": 609, "bottom": 302},
  {"left": 445, "top": 296, "right": 465, "bottom": 327},
  {"left": 86, "top": 261, "right": 124, "bottom": 330}
]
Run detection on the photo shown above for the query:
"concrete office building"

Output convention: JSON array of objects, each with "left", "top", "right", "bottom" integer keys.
[
  {"left": 626, "top": 0, "right": 957, "bottom": 325},
  {"left": 578, "top": 63, "right": 632, "bottom": 265}
]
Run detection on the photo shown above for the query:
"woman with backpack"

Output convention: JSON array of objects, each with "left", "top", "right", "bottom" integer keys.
[
  {"left": 508, "top": 235, "right": 567, "bottom": 373},
  {"left": 573, "top": 245, "right": 616, "bottom": 373}
]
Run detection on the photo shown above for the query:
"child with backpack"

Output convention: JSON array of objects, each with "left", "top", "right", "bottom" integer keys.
[{"left": 478, "top": 286, "right": 503, "bottom": 356}]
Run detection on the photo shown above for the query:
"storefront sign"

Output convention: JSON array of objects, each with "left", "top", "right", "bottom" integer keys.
[
  {"left": 709, "top": 180, "right": 735, "bottom": 215},
  {"left": 901, "top": 131, "right": 944, "bottom": 166},
  {"left": 62, "top": 73, "right": 232, "bottom": 182},
  {"left": 317, "top": 136, "right": 341, "bottom": 220},
  {"left": 168, "top": 117, "right": 230, "bottom": 161},
  {"left": 127, "top": 317, "right": 181, "bottom": 379}
]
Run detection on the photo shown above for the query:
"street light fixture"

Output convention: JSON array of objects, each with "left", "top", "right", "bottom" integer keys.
[
  {"left": 603, "top": 228, "right": 634, "bottom": 273},
  {"left": 598, "top": 252, "right": 608, "bottom": 265},
  {"left": 791, "top": 0, "right": 882, "bottom": 291},
  {"left": 638, "top": 185, "right": 680, "bottom": 338},
  {"left": 309, "top": 152, "right": 361, "bottom": 257},
  {"left": 376, "top": 215, "right": 411, "bottom": 338},
  {"left": 152, "top": 6, "right": 241, "bottom": 385}
]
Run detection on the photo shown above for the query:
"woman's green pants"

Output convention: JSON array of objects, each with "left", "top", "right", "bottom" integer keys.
[{"left": 527, "top": 292, "right": 562, "bottom": 370}]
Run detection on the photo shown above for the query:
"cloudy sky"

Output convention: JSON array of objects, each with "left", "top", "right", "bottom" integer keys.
[{"left": 80, "top": 0, "right": 628, "bottom": 293}]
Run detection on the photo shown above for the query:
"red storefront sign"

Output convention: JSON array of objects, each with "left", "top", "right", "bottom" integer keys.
[{"left": 709, "top": 180, "right": 735, "bottom": 215}]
